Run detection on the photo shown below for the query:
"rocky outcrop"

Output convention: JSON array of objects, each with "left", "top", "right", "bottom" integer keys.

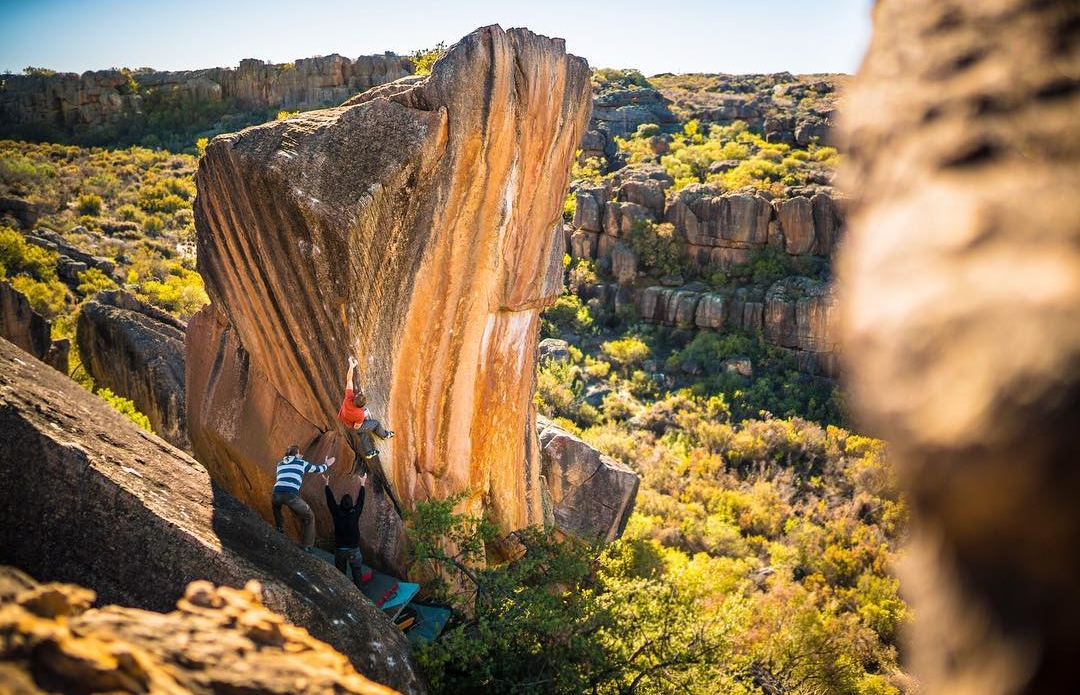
[
  {"left": 139, "top": 54, "right": 414, "bottom": 110},
  {"left": 650, "top": 72, "right": 845, "bottom": 147},
  {"left": 838, "top": 1, "right": 1080, "bottom": 694},
  {"left": 0, "top": 55, "right": 414, "bottom": 140},
  {"left": 0, "top": 280, "right": 69, "bottom": 372},
  {"left": 24, "top": 227, "right": 118, "bottom": 284},
  {"left": 591, "top": 86, "right": 679, "bottom": 140},
  {"left": 569, "top": 173, "right": 844, "bottom": 276},
  {"left": 636, "top": 279, "right": 839, "bottom": 377},
  {"left": 0, "top": 567, "right": 401, "bottom": 695},
  {"left": 0, "top": 197, "right": 39, "bottom": 229},
  {"left": 581, "top": 85, "right": 680, "bottom": 168},
  {"left": 0, "top": 337, "right": 425, "bottom": 693},
  {"left": 537, "top": 417, "right": 639, "bottom": 543},
  {"left": 77, "top": 290, "right": 189, "bottom": 451},
  {"left": 187, "top": 26, "right": 592, "bottom": 570}
]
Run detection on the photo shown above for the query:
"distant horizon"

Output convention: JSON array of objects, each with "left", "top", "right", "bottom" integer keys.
[{"left": 0, "top": 0, "right": 873, "bottom": 78}]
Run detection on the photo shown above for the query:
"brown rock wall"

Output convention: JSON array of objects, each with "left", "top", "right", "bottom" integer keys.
[
  {"left": 568, "top": 171, "right": 844, "bottom": 276},
  {"left": 0, "top": 55, "right": 414, "bottom": 138},
  {"left": 773, "top": 196, "right": 815, "bottom": 255},
  {"left": 637, "top": 279, "right": 839, "bottom": 378}
]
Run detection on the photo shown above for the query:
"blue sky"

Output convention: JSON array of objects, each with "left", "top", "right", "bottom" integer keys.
[{"left": 0, "top": 0, "right": 873, "bottom": 76}]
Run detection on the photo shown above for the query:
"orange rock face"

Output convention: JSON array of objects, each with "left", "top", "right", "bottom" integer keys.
[{"left": 187, "top": 26, "right": 592, "bottom": 568}]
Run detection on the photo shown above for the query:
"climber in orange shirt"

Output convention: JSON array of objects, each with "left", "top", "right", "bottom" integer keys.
[{"left": 337, "top": 355, "right": 393, "bottom": 473}]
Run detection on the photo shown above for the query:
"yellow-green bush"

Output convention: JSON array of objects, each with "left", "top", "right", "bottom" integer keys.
[{"left": 96, "top": 387, "right": 152, "bottom": 431}]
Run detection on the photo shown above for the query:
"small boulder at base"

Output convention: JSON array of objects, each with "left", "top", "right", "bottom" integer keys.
[{"left": 537, "top": 415, "right": 639, "bottom": 543}]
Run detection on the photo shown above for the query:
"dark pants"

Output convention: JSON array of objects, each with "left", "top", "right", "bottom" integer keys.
[
  {"left": 272, "top": 489, "right": 316, "bottom": 547},
  {"left": 357, "top": 416, "right": 390, "bottom": 447},
  {"left": 345, "top": 421, "right": 389, "bottom": 474},
  {"left": 335, "top": 546, "right": 365, "bottom": 587}
]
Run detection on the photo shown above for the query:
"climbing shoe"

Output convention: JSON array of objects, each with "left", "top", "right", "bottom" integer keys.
[
  {"left": 302, "top": 546, "right": 316, "bottom": 554},
  {"left": 384, "top": 430, "right": 395, "bottom": 439},
  {"left": 364, "top": 449, "right": 379, "bottom": 459}
]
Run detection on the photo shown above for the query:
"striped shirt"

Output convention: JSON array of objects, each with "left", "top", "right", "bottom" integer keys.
[{"left": 273, "top": 455, "right": 329, "bottom": 493}]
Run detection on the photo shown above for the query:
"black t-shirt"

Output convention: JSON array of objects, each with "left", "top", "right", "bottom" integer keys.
[{"left": 325, "top": 485, "right": 364, "bottom": 547}]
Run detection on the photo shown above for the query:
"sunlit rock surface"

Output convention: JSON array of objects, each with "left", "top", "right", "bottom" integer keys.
[{"left": 77, "top": 289, "right": 190, "bottom": 451}]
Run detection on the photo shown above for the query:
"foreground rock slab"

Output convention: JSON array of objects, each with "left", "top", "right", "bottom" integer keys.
[
  {"left": 188, "top": 25, "right": 592, "bottom": 568},
  {"left": 0, "top": 337, "right": 425, "bottom": 694},
  {"left": 0, "top": 567, "right": 400, "bottom": 695}
]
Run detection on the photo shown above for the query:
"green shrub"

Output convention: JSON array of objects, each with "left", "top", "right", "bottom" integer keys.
[
  {"left": 541, "top": 293, "right": 594, "bottom": 338},
  {"left": 76, "top": 192, "right": 103, "bottom": 216},
  {"left": 570, "top": 154, "right": 603, "bottom": 183},
  {"left": 591, "top": 67, "right": 652, "bottom": 92},
  {"left": 0, "top": 226, "right": 59, "bottom": 282},
  {"left": 8, "top": 275, "right": 67, "bottom": 317},
  {"left": 76, "top": 267, "right": 118, "bottom": 296},
  {"left": 96, "top": 387, "right": 152, "bottom": 431},
  {"left": 601, "top": 335, "right": 650, "bottom": 374},
  {"left": 411, "top": 42, "right": 447, "bottom": 75},
  {"left": 626, "top": 220, "right": 686, "bottom": 278}
]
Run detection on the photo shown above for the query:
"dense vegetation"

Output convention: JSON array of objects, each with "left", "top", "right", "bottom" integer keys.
[
  {"left": 0, "top": 139, "right": 206, "bottom": 423},
  {"left": 409, "top": 409, "right": 908, "bottom": 694},
  {"left": 618, "top": 119, "right": 839, "bottom": 195},
  {"left": 0, "top": 139, "right": 207, "bottom": 320}
]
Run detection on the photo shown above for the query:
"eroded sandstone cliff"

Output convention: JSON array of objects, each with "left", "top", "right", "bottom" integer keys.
[
  {"left": 0, "top": 54, "right": 413, "bottom": 141},
  {"left": 187, "top": 26, "right": 592, "bottom": 569},
  {"left": 839, "top": 0, "right": 1080, "bottom": 693}
]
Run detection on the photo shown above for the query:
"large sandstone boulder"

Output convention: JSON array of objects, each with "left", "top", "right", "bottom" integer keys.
[
  {"left": 77, "top": 290, "right": 190, "bottom": 451},
  {"left": 187, "top": 26, "right": 592, "bottom": 570},
  {"left": 0, "top": 567, "right": 400, "bottom": 695},
  {"left": 0, "top": 280, "right": 69, "bottom": 372},
  {"left": 537, "top": 417, "right": 639, "bottom": 542},
  {"left": 0, "top": 337, "right": 425, "bottom": 693},
  {"left": 839, "top": 1, "right": 1080, "bottom": 693}
]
